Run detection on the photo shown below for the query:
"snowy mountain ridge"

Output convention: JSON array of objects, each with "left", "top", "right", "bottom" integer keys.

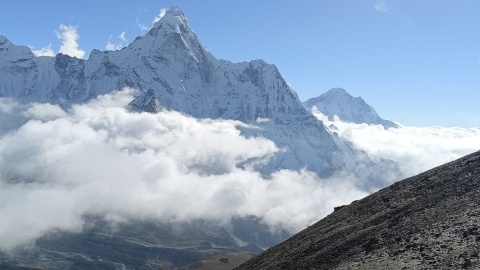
[
  {"left": 0, "top": 7, "right": 399, "bottom": 180},
  {"left": 0, "top": 8, "right": 302, "bottom": 123},
  {"left": 0, "top": 7, "right": 342, "bottom": 176},
  {"left": 303, "top": 87, "right": 398, "bottom": 129}
]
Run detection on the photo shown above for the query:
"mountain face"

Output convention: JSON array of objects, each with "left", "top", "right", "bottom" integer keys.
[
  {"left": 236, "top": 151, "right": 480, "bottom": 270},
  {"left": 0, "top": 7, "right": 347, "bottom": 176},
  {"left": 303, "top": 88, "right": 398, "bottom": 129}
]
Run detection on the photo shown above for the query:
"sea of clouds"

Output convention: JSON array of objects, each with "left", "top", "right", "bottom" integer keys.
[
  {"left": 0, "top": 89, "right": 367, "bottom": 251},
  {"left": 0, "top": 89, "right": 478, "bottom": 252}
]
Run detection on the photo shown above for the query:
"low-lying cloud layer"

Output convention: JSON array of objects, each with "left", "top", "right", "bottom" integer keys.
[
  {"left": 2, "top": 92, "right": 477, "bottom": 252},
  {"left": 313, "top": 108, "right": 480, "bottom": 177},
  {"left": 0, "top": 90, "right": 367, "bottom": 251}
]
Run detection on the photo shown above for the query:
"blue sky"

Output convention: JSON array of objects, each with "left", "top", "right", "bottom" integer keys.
[{"left": 0, "top": 0, "right": 478, "bottom": 127}]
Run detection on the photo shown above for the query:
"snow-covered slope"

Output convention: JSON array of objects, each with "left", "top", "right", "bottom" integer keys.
[{"left": 303, "top": 88, "right": 398, "bottom": 129}]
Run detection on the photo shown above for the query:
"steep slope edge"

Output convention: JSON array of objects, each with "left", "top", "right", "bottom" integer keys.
[{"left": 236, "top": 150, "right": 480, "bottom": 269}]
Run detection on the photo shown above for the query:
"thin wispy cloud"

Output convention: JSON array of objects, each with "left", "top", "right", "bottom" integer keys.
[
  {"left": 136, "top": 17, "right": 150, "bottom": 33},
  {"left": 119, "top": 31, "right": 126, "bottom": 42},
  {"left": 153, "top": 8, "right": 167, "bottom": 23},
  {"left": 55, "top": 24, "right": 85, "bottom": 58},
  {"left": 374, "top": 0, "right": 390, "bottom": 13},
  {"left": 106, "top": 32, "right": 127, "bottom": 51},
  {"left": 29, "top": 44, "right": 55, "bottom": 57},
  {"left": 137, "top": 8, "right": 168, "bottom": 32}
]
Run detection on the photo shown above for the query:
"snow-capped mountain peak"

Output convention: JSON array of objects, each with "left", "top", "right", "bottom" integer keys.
[
  {"left": 0, "top": 7, "right": 397, "bottom": 179},
  {"left": 326, "top": 87, "right": 349, "bottom": 96},
  {"left": 150, "top": 6, "right": 192, "bottom": 38},
  {"left": 142, "top": 6, "right": 210, "bottom": 64},
  {"left": 303, "top": 88, "right": 398, "bottom": 129},
  {"left": 153, "top": 7, "right": 189, "bottom": 28}
]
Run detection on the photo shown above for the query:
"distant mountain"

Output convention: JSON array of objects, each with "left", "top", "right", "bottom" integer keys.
[
  {"left": 236, "top": 151, "right": 480, "bottom": 269},
  {"left": 303, "top": 88, "right": 398, "bottom": 129}
]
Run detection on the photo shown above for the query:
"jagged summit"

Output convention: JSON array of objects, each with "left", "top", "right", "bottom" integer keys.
[
  {"left": 303, "top": 88, "right": 398, "bottom": 129},
  {"left": 136, "top": 6, "right": 212, "bottom": 65},
  {"left": 154, "top": 7, "right": 188, "bottom": 26},
  {"left": 165, "top": 6, "right": 185, "bottom": 16},
  {"left": 149, "top": 6, "right": 192, "bottom": 35}
]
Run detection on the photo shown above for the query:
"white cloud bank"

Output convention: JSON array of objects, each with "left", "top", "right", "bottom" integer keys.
[
  {"left": 31, "top": 24, "right": 85, "bottom": 58},
  {"left": 313, "top": 108, "right": 480, "bottom": 177},
  {"left": 56, "top": 24, "right": 85, "bottom": 58},
  {"left": 0, "top": 90, "right": 367, "bottom": 251},
  {"left": 1, "top": 92, "right": 477, "bottom": 252}
]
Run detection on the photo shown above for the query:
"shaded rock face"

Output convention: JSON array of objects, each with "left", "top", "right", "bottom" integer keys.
[
  {"left": 127, "top": 89, "right": 163, "bottom": 113},
  {"left": 303, "top": 88, "right": 398, "bottom": 129},
  {"left": 236, "top": 151, "right": 480, "bottom": 270}
]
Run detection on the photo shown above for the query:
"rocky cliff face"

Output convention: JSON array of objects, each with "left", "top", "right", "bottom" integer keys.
[
  {"left": 303, "top": 88, "right": 398, "bottom": 129},
  {"left": 236, "top": 150, "right": 480, "bottom": 269}
]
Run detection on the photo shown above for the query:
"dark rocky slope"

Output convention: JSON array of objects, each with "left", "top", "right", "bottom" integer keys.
[{"left": 236, "top": 150, "right": 480, "bottom": 269}]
